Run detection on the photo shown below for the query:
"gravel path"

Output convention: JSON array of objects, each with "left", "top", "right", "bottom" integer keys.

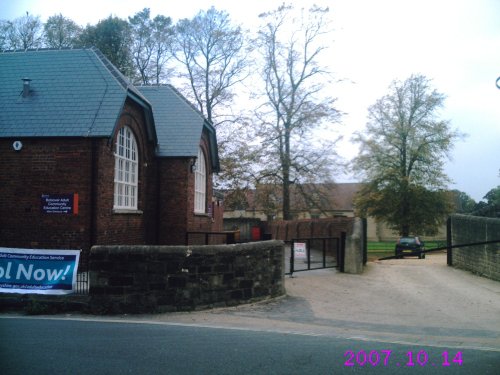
[{"left": 148, "top": 253, "right": 500, "bottom": 350}]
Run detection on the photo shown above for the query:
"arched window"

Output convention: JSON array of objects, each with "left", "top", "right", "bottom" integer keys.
[
  {"left": 194, "top": 147, "right": 206, "bottom": 213},
  {"left": 114, "top": 126, "right": 138, "bottom": 210}
]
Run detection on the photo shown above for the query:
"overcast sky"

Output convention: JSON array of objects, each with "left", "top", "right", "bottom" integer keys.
[{"left": 2, "top": 0, "right": 499, "bottom": 201}]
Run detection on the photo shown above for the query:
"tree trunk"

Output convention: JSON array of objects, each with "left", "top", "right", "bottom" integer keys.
[
  {"left": 282, "top": 127, "right": 291, "bottom": 220},
  {"left": 282, "top": 176, "right": 291, "bottom": 220},
  {"left": 400, "top": 179, "right": 411, "bottom": 236}
]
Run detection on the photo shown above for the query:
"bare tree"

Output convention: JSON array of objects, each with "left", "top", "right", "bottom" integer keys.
[
  {"left": 0, "top": 12, "right": 43, "bottom": 50},
  {"left": 0, "top": 20, "right": 10, "bottom": 50},
  {"left": 128, "top": 9, "right": 155, "bottom": 84},
  {"left": 128, "top": 8, "right": 173, "bottom": 85},
  {"left": 172, "top": 6, "right": 247, "bottom": 126},
  {"left": 254, "top": 4, "right": 340, "bottom": 220},
  {"left": 151, "top": 15, "right": 174, "bottom": 84}
]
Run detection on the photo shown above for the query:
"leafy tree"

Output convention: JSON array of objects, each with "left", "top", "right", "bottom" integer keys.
[
  {"left": 451, "top": 190, "right": 476, "bottom": 213},
  {"left": 353, "top": 74, "right": 463, "bottom": 235},
  {"left": 172, "top": 6, "right": 247, "bottom": 125},
  {"left": 218, "top": 131, "right": 261, "bottom": 199},
  {"left": 77, "top": 16, "right": 134, "bottom": 77},
  {"left": 473, "top": 185, "right": 500, "bottom": 217},
  {"left": 44, "top": 14, "right": 81, "bottom": 48},
  {"left": 0, "top": 12, "right": 43, "bottom": 50},
  {"left": 253, "top": 4, "right": 340, "bottom": 220},
  {"left": 128, "top": 8, "right": 173, "bottom": 85},
  {"left": 223, "top": 188, "right": 250, "bottom": 211},
  {"left": 483, "top": 185, "right": 500, "bottom": 206}
]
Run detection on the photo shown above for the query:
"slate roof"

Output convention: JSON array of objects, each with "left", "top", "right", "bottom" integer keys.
[
  {"left": 0, "top": 48, "right": 220, "bottom": 171},
  {"left": 0, "top": 48, "right": 155, "bottom": 139},
  {"left": 138, "top": 85, "right": 220, "bottom": 172}
]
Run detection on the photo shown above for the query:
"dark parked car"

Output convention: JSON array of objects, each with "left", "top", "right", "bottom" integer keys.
[{"left": 395, "top": 236, "right": 426, "bottom": 259}]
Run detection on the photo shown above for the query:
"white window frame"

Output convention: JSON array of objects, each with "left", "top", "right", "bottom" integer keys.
[
  {"left": 194, "top": 147, "right": 207, "bottom": 214},
  {"left": 114, "top": 126, "right": 138, "bottom": 210}
]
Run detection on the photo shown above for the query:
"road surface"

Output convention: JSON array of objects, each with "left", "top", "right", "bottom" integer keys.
[
  {"left": 1, "top": 316, "right": 499, "bottom": 374},
  {"left": 1, "top": 252, "right": 499, "bottom": 373}
]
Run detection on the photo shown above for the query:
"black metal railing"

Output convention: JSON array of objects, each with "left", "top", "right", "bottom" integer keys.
[
  {"left": 287, "top": 235, "right": 345, "bottom": 276},
  {"left": 74, "top": 250, "right": 89, "bottom": 295}
]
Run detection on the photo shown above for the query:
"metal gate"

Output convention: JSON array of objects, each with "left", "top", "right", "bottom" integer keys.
[
  {"left": 75, "top": 250, "right": 89, "bottom": 295},
  {"left": 286, "top": 234, "right": 346, "bottom": 276}
]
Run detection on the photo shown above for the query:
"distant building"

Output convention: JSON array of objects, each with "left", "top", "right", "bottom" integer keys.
[
  {"left": 224, "top": 183, "right": 359, "bottom": 221},
  {"left": 223, "top": 183, "right": 358, "bottom": 241},
  {"left": 223, "top": 183, "right": 446, "bottom": 242},
  {"left": 0, "top": 48, "right": 221, "bottom": 251}
]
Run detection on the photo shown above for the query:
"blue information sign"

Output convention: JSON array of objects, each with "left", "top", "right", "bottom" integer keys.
[
  {"left": 41, "top": 194, "right": 78, "bottom": 214},
  {"left": 0, "top": 248, "right": 80, "bottom": 295}
]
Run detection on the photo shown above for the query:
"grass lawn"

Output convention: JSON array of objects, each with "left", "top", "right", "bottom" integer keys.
[{"left": 367, "top": 243, "right": 393, "bottom": 261}]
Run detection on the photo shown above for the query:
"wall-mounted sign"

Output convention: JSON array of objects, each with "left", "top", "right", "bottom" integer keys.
[
  {"left": 294, "top": 242, "right": 307, "bottom": 259},
  {"left": 41, "top": 193, "right": 79, "bottom": 215}
]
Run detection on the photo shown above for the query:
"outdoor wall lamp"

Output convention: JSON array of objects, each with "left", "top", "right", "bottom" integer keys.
[
  {"left": 12, "top": 140, "right": 23, "bottom": 151},
  {"left": 190, "top": 159, "right": 197, "bottom": 173}
]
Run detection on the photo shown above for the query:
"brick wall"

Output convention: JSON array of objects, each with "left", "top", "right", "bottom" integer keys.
[
  {"left": 211, "top": 196, "right": 224, "bottom": 232},
  {"left": 0, "top": 100, "right": 222, "bottom": 250},
  {"left": 0, "top": 137, "right": 93, "bottom": 251},
  {"left": 451, "top": 214, "right": 500, "bottom": 281},
  {"left": 88, "top": 241, "right": 285, "bottom": 313},
  {"left": 157, "top": 133, "right": 219, "bottom": 245},
  {"left": 157, "top": 158, "right": 190, "bottom": 245},
  {"left": 93, "top": 99, "right": 158, "bottom": 247},
  {"left": 0, "top": 100, "right": 159, "bottom": 252}
]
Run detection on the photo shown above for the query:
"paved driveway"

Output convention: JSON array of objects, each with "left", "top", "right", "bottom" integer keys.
[{"left": 149, "top": 252, "right": 500, "bottom": 351}]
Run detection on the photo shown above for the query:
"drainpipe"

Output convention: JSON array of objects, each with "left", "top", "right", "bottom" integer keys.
[
  {"left": 89, "top": 139, "right": 98, "bottom": 250},
  {"left": 156, "top": 159, "right": 161, "bottom": 244}
]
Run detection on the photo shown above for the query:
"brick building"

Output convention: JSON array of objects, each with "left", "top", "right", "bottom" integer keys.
[{"left": 0, "top": 48, "right": 221, "bottom": 251}]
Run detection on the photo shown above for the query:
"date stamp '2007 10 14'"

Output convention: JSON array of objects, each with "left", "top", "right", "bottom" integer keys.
[{"left": 344, "top": 350, "right": 463, "bottom": 367}]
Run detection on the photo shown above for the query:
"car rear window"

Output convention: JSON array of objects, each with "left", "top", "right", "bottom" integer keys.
[{"left": 400, "top": 237, "right": 417, "bottom": 244}]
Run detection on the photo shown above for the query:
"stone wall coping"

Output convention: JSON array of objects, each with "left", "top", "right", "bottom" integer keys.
[
  {"left": 91, "top": 240, "right": 284, "bottom": 256},
  {"left": 452, "top": 213, "right": 500, "bottom": 225}
]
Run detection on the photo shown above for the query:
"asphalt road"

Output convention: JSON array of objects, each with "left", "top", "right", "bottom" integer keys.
[{"left": 1, "top": 316, "right": 499, "bottom": 374}]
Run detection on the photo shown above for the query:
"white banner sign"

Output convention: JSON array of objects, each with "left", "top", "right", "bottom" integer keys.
[
  {"left": 0, "top": 248, "right": 80, "bottom": 295},
  {"left": 294, "top": 242, "right": 307, "bottom": 259}
]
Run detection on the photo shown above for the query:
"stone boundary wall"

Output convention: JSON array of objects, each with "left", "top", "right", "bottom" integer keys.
[
  {"left": 451, "top": 214, "right": 500, "bottom": 281},
  {"left": 89, "top": 241, "right": 285, "bottom": 314},
  {"left": 268, "top": 217, "right": 355, "bottom": 242}
]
